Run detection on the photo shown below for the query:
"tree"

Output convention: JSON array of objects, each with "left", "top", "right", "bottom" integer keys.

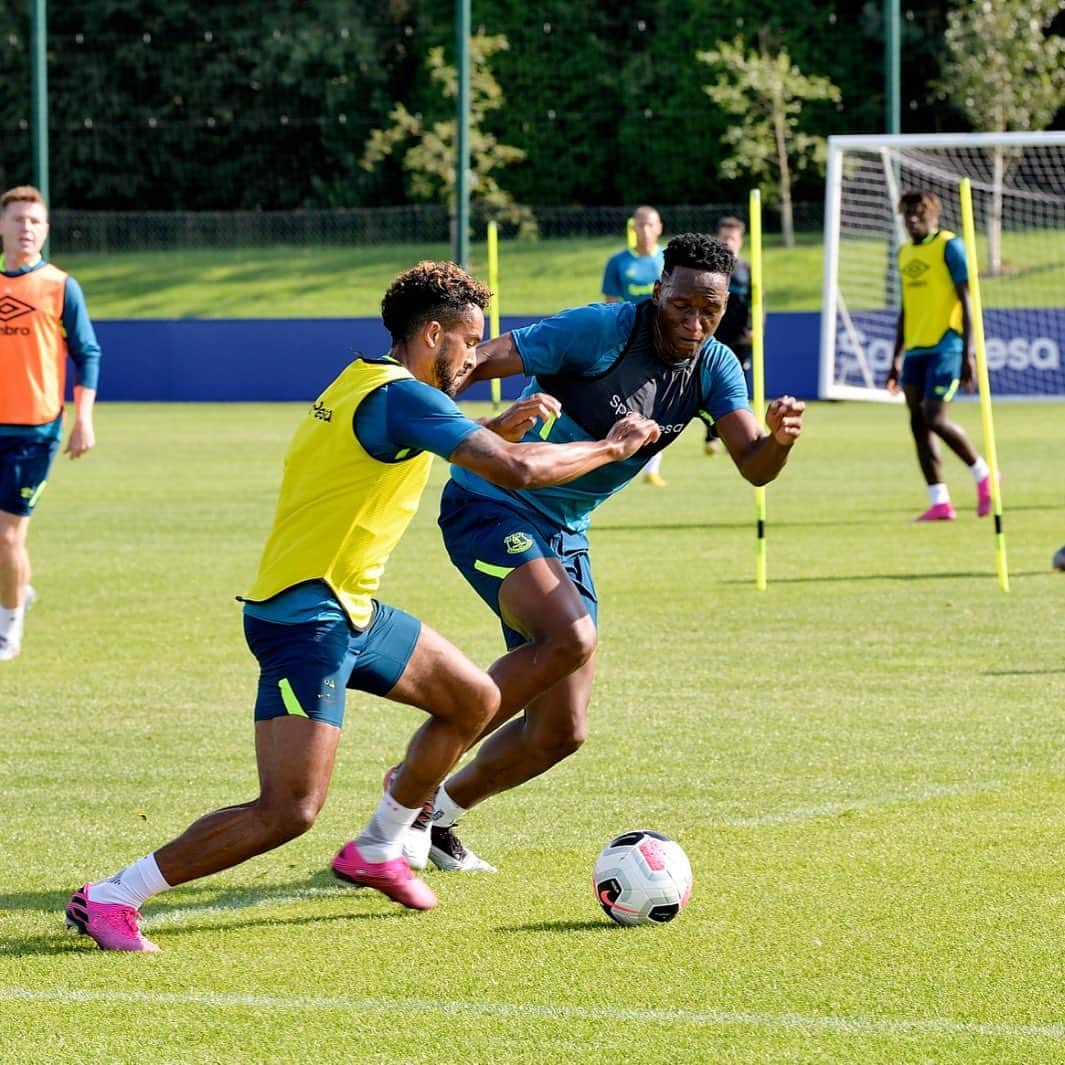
[
  {"left": 697, "top": 35, "right": 841, "bottom": 247},
  {"left": 360, "top": 33, "right": 534, "bottom": 236},
  {"left": 936, "top": 0, "right": 1065, "bottom": 273}
]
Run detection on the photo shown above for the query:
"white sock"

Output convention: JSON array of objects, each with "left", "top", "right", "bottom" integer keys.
[
  {"left": 88, "top": 854, "right": 171, "bottom": 909},
  {"left": 431, "top": 784, "right": 467, "bottom": 830},
  {"left": 643, "top": 453, "right": 662, "bottom": 476},
  {"left": 0, "top": 606, "right": 24, "bottom": 638},
  {"left": 356, "top": 792, "right": 421, "bottom": 862},
  {"left": 928, "top": 483, "right": 950, "bottom": 506},
  {"left": 970, "top": 457, "right": 990, "bottom": 482}
]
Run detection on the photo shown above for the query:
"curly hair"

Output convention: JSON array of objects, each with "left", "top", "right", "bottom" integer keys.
[
  {"left": 381, "top": 261, "right": 493, "bottom": 343},
  {"left": 662, "top": 232, "right": 735, "bottom": 279}
]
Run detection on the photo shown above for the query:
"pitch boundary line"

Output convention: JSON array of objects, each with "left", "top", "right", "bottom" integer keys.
[
  {"left": 1, "top": 987, "right": 1061, "bottom": 1041},
  {"left": 718, "top": 779, "right": 1004, "bottom": 827}
]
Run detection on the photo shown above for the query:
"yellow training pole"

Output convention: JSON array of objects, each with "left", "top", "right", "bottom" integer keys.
[
  {"left": 959, "top": 178, "right": 1009, "bottom": 592},
  {"left": 626, "top": 216, "right": 637, "bottom": 251},
  {"left": 487, "top": 220, "right": 502, "bottom": 411},
  {"left": 749, "top": 189, "right": 767, "bottom": 591}
]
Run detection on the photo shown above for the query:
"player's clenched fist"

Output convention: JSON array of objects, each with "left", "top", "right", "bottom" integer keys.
[
  {"left": 606, "top": 412, "right": 661, "bottom": 459},
  {"left": 766, "top": 396, "right": 805, "bottom": 446}
]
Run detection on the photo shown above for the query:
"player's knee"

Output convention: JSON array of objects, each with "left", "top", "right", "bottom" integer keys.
[
  {"left": 463, "top": 673, "right": 501, "bottom": 736},
  {"left": 258, "top": 795, "right": 321, "bottom": 844},
  {"left": 542, "top": 615, "right": 597, "bottom": 675},
  {"left": 0, "top": 522, "right": 21, "bottom": 549},
  {"left": 534, "top": 724, "right": 587, "bottom": 765}
]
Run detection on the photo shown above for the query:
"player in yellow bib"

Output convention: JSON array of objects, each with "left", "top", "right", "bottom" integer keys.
[
  {"left": 886, "top": 190, "right": 992, "bottom": 522},
  {"left": 66, "top": 261, "right": 659, "bottom": 951}
]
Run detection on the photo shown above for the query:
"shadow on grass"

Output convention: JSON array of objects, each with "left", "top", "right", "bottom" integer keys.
[
  {"left": 1, "top": 872, "right": 408, "bottom": 955},
  {"left": 721, "top": 569, "right": 1050, "bottom": 585},
  {"left": 502, "top": 918, "right": 616, "bottom": 933}
]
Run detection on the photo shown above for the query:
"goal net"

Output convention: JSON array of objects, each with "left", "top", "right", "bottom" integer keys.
[{"left": 820, "top": 132, "right": 1065, "bottom": 400}]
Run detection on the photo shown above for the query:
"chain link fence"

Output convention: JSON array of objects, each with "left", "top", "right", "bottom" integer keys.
[{"left": 49, "top": 202, "right": 825, "bottom": 254}]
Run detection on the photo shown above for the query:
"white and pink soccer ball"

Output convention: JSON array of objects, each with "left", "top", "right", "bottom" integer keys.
[{"left": 593, "top": 829, "right": 693, "bottom": 926}]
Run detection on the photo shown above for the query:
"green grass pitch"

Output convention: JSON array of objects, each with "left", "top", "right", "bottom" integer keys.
[{"left": 1, "top": 399, "right": 1064, "bottom": 1063}]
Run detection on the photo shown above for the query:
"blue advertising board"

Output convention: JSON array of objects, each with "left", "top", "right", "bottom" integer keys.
[
  {"left": 91, "top": 312, "right": 826, "bottom": 404},
  {"left": 833, "top": 309, "right": 1065, "bottom": 397}
]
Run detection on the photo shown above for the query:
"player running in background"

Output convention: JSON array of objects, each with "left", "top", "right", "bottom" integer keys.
[
  {"left": 886, "top": 190, "right": 993, "bottom": 522},
  {"left": 65, "top": 260, "right": 658, "bottom": 951},
  {"left": 0, "top": 185, "right": 101, "bottom": 661},
  {"left": 601, "top": 205, "right": 669, "bottom": 486},
  {"left": 397, "top": 233, "right": 805, "bottom": 874}
]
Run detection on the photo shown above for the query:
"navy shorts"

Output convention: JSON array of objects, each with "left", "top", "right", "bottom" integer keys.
[
  {"left": 438, "top": 479, "right": 597, "bottom": 650},
  {"left": 0, "top": 436, "right": 60, "bottom": 517},
  {"left": 901, "top": 349, "right": 962, "bottom": 401},
  {"left": 243, "top": 601, "right": 421, "bottom": 728}
]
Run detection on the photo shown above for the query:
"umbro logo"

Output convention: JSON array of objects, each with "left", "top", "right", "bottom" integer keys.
[
  {"left": 0, "top": 294, "right": 35, "bottom": 322},
  {"left": 901, "top": 260, "right": 930, "bottom": 280}
]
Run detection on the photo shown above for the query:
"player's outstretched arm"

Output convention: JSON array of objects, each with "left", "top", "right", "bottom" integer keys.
[
  {"left": 449, "top": 413, "right": 660, "bottom": 489},
  {"left": 716, "top": 396, "right": 805, "bottom": 486}
]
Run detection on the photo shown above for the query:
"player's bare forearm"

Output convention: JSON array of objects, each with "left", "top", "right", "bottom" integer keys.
[
  {"left": 457, "top": 334, "right": 524, "bottom": 392},
  {"left": 720, "top": 398, "right": 804, "bottom": 486},
  {"left": 65, "top": 385, "right": 97, "bottom": 458},
  {"left": 449, "top": 415, "right": 659, "bottom": 489},
  {"left": 736, "top": 434, "right": 795, "bottom": 486}
]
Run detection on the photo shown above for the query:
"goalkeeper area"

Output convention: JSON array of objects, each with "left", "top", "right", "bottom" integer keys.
[{"left": 820, "top": 132, "right": 1065, "bottom": 401}]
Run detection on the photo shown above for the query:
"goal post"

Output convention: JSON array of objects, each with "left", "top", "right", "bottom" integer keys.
[{"left": 820, "top": 132, "right": 1065, "bottom": 401}]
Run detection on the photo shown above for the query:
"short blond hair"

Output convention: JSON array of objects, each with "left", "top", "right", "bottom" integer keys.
[{"left": 1, "top": 185, "right": 47, "bottom": 214}]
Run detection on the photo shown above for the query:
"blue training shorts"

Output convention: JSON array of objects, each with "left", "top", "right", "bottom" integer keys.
[
  {"left": 0, "top": 436, "right": 60, "bottom": 517},
  {"left": 900, "top": 349, "right": 962, "bottom": 402},
  {"left": 438, "top": 479, "right": 597, "bottom": 650},
  {"left": 243, "top": 601, "right": 421, "bottom": 728}
]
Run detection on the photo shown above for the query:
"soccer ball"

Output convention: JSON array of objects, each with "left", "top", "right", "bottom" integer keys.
[
  {"left": 593, "top": 829, "right": 693, "bottom": 926},
  {"left": 1053, "top": 545, "right": 1065, "bottom": 571}
]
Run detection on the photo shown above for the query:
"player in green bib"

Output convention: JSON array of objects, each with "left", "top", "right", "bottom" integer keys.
[{"left": 886, "top": 190, "right": 992, "bottom": 522}]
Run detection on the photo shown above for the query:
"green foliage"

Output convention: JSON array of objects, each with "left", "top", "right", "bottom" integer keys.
[
  {"left": 937, "top": 0, "right": 1065, "bottom": 133},
  {"left": 359, "top": 32, "right": 535, "bottom": 234},
  {"left": 2, "top": 1, "right": 1058, "bottom": 210},
  {"left": 697, "top": 36, "right": 841, "bottom": 246}
]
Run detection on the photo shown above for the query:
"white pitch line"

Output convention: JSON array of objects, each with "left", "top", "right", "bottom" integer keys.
[
  {"left": 718, "top": 779, "right": 1004, "bottom": 827},
  {"left": 1, "top": 988, "right": 1062, "bottom": 1042},
  {"left": 148, "top": 886, "right": 341, "bottom": 928}
]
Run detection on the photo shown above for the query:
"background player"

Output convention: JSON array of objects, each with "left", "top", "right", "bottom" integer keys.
[
  {"left": 704, "top": 215, "right": 752, "bottom": 456},
  {"left": 0, "top": 185, "right": 101, "bottom": 661},
  {"left": 601, "top": 205, "right": 669, "bottom": 486},
  {"left": 886, "top": 190, "right": 992, "bottom": 521}
]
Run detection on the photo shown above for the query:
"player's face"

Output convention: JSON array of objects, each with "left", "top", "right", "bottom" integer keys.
[
  {"left": 433, "top": 306, "right": 485, "bottom": 398},
  {"left": 652, "top": 266, "right": 729, "bottom": 363},
  {"left": 0, "top": 201, "right": 49, "bottom": 262},
  {"left": 632, "top": 210, "right": 662, "bottom": 252},
  {"left": 716, "top": 226, "right": 744, "bottom": 255},
  {"left": 902, "top": 201, "right": 937, "bottom": 241}
]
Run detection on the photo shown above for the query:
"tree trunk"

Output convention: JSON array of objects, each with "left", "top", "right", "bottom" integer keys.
[{"left": 774, "top": 107, "right": 795, "bottom": 247}]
